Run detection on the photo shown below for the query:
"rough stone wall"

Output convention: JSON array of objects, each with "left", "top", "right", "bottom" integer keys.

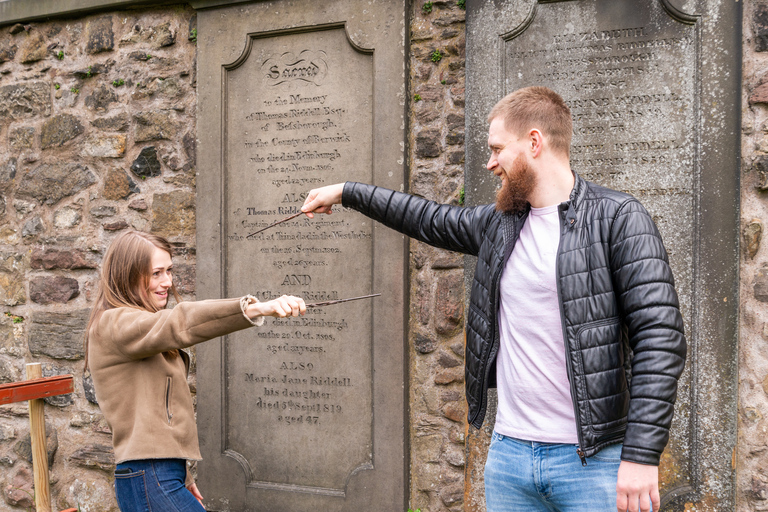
[
  {"left": 407, "top": 2, "right": 468, "bottom": 511},
  {"left": 0, "top": 6, "right": 197, "bottom": 511},
  {"left": 741, "top": 2, "right": 768, "bottom": 510}
]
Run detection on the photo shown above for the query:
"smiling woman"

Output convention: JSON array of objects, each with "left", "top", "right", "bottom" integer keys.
[{"left": 83, "top": 230, "right": 306, "bottom": 512}]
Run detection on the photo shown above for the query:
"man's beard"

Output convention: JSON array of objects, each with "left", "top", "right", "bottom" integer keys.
[{"left": 495, "top": 154, "right": 536, "bottom": 214}]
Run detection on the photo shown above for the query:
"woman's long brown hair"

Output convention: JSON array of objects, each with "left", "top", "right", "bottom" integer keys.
[{"left": 84, "top": 230, "right": 182, "bottom": 369}]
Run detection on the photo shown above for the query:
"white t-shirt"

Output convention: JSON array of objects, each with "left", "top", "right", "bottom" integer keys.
[{"left": 494, "top": 204, "right": 578, "bottom": 443}]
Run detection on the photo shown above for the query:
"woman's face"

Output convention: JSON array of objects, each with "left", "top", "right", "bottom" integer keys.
[{"left": 148, "top": 247, "right": 173, "bottom": 308}]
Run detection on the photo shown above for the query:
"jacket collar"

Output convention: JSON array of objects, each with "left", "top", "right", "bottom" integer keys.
[{"left": 560, "top": 170, "right": 585, "bottom": 229}]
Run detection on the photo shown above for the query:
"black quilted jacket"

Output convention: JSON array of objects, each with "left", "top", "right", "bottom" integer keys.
[{"left": 342, "top": 172, "right": 686, "bottom": 465}]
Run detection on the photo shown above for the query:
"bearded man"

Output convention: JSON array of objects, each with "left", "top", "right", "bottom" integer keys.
[{"left": 301, "top": 86, "right": 686, "bottom": 512}]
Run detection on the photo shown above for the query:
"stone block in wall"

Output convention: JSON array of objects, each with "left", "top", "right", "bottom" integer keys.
[
  {"left": 103, "top": 219, "right": 129, "bottom": 231},
  {"left": 755, "top": 3, "right": 768, "bottom": 52},
  {"left": 0, "top": 81, "right": 51, "bottom": 120},
  {"left": 84, "top": 84, "right": 118, "bottom": 112},
  {"left": 69, "top": 444, "right": 115, "bottom": 471},
  {"left": 31, "top": 248, "right": 97, "bottom": 270},
  {"left": 0, "top": 272, "right": 25, "bottom": 306},
  {"left": 86, "top": 16, "right": 114, "bottom": 54},
  {"left": 91, "top": 112, "right": 129, "bottom": 132},
  {"left": 103, "top": 168, "right": 139, "bottom": 200},
  {"left": 0, "top": 42, "right": 16, "bottom": 64},
  {"left": 14, "top": 423, "right": 57, "bottom": 466},
  {"left": 435, "top": 273, "right": 464, "bottom": 335},
  {"left": 745, "top": 220, "right": 763, "bottom": 259},
  {"left": 41, "top": 113, "right": 84, "bottom": 148},
  {"left": 755, "top": 265, "right": 768, "bottom": 302},
  {"left": 29, "top": 276, "right": 80, "bottom": 304},
  {"left": 91, "top": 205, "right": 116, "bottom": 218},
  {"left": 434, "top": 367, "right": 463, "bottom": 384},
  {"left": 28, "top": 309, "right": 90, "bottom": 360},
  {"left": 17, "top": 163, "right": 96, "bottom": 205},
  {"left": 8, "top": 128, "right": 34, "bottom": 150},
  {"left": 21, "top": 216, "right": 44, "bottom": 238},
  {"left": 439, "top": 481, "right": 464, "bottom": 506},
  {"left": 54, "top": 207, "right": 82, "bottom": 229},
  {"left": 134, "top": 110, "right": 179, "bottom": 142},
  {"left": 82, "top": 134, "right": 126, "bottom": 158},
  {"left": 41, "top": 364, "right": 75, "bottom": 407},
  {"left": 441, "top": 400, "right": 467, "bottom": 423},
  {"left": 173, "top": 263, "right": 195, "bottom": 295},
  {"left": 0, "top": 355, "right": 20, "bottom": 384},
  {"left": 415, "top": 129, "right": 442, "bottom": 158},
  {"left": 151, "top": 190, "right": 194, "bottom": 238},
  {"left": 19, "top": 32, "right": 47, "bottom": 64},
  {"left": 131, "top": 146, "right": 162, "bottom": 178},
  {"left": 415, "top": 332, "right": 438, "bottom": 354},
  {"left": 3, "top": 466, "right": 33, "bottom": 509}
]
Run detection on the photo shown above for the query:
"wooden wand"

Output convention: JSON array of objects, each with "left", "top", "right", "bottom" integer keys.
[
  {"left": 246, "top": 212, "right": 304, "bottom": 238},
  {"left": 305, "top": 293, "right": 381, "bottom": 308}
]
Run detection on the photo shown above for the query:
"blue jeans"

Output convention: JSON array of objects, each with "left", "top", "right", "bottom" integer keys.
[
  {"left": 485, "top": 431, "right": 622, "bottom": 512},
  {"left": 114, "top": 459, "right": 205, "bottom": 512}
]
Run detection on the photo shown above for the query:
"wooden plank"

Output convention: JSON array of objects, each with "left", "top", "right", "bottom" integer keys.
[
  {"left": 0, "top": 375, "right": 74, "bottom": 406},
  {"left": 27, "top": 363, "right": 51, "bottom": 512}
]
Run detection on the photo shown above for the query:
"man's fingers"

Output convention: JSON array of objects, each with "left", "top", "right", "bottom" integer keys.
[{"left": 616, "top": 492, "right": 628, "bottom": 512}]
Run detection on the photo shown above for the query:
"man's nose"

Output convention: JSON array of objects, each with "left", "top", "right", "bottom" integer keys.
[{"left": 487, "top": 155, "right": 496, "bottom": 170}]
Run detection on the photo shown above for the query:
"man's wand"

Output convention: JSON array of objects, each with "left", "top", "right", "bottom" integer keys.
[{"left": 246, "top": 212, "right": 304, "bottom": 238}]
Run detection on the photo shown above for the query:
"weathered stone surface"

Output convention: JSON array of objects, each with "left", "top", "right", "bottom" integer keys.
[
  {"left": 0, "top": 273, "right": 25, "bottom": 306},
  {"left": 0, "top": 423, "right": 15, "bottom": 441},
  {"left": 442, "top": 400, "right": 467, "bottom": 423},
  {"left": 0, "top": 81, "right": 51, "bottom": 119},
  {"left": 53, "top": 207, "right": 82, "bottom": 229},
  {"left": 0, "top": 355, "right": 20, "bottom": 384},
  {"left": 131, "top": 146, "right": 162, "bottom": 178},
  {"left": 435, "top": 273, "right": 464, "bottom": 335},
  {"left": 14, "top": 424, "right": 57, "bottom": 466},
  {"left": 3, "top": 466, "right": 33, "bottom": 509},
  {"left": 173, "top": 263, "right": 195, "bottom": 295},
  {"left": 19, "top": 32, "right": 47, "bottom": 63},
  {"left": 104, "top": 168, "right": 139, "bottom": 200},
  {"left": 752, "top": 475, "right": 768, "bottom": 500},
  {"left": 439, "top": 481, "right": 464, "bottom": 505},
  {"left": 755, "top": 265, "right": 768, "bottom": 302},
  {"left": 91, "top": 112, "right": 129, "bottom": 132},
  {"left": 128, "top": 198, "right": 148, "bottom": 211},
  {"left": 0, "top": 158, "right": 17, "bottom": 190},
  {"left": 8, "top": 24, "right": 25, "bottom": 35},
  {"left": 416, "top": 128, "right": 441, "bottom": 158},
  {"left": 151, "top": 190, "right": 194, "bottom": 237},
  {"left": 17, "top": 163, "right": 96, "bottom": 205},
  {"left": 21, "top": 216, "right": 44, "bottom": 238},
  {"left": 446, "top": 132, "right": 464, "bottom": 145},
  {"left": 72, "top": 62, "right": 110, "bottom": 79},
  {"left": 41, "top": 113, "right": 84, "bottom": 148},
  {"left": 756, "top": 4, "right": 768, "bottom": 53},
  {"left": 438, "top": 350, "right": 461, "bottom": 368},
  {"left": 134, "top": 110, "right": 178, "bottom": 141},
  {"left": 40, "top": 364, "right": 75, "bottom": 407},
  {"left": 84, "top": 84, "right": 118, "bottom": 112},
  {"left": 90, "top": 205, "right": 116, "bottom": 218},
  {"left": 8, "top": 127, "right": 34, "bottom": 150},
  {"left": 69, "top": 444, "right": 115, "bottom": 470},
  {"left": 183, "top": 131, "right": 196, "bottom": 166},
  {"left": 0, "top": 43, "right": 17, "bottom": 63},
  {"left": 82, "top": 134, "right": 126, "bottom": 157},
  {"left": 103, "top": 219, "right": 129, "bottom": 231},
  {"left": 0, "top": 251, "right": 25, "bottom": 274},
  {"left": 745, "top": 220, "right": 763, "bottom": 259},
  {"left": 434, "top": 367, "right": 463, "bottom": 385},
  {"left": 28, "top": 309, "right": 90, "bottom": 360},
  {"left": 83, "top": 371, "right": 98, "bottom": 404},
  {"left": 86, "top": 16, "right": 114, "bottom": 54},
  {"left": 432, "top": 253, "right": 463, "bottom": 269},
  {"left": 415, "top": 332, "right": 438, "bottom": 354},
  {"left": 30, "top": 276, "right": 80, "bottom": 304}
]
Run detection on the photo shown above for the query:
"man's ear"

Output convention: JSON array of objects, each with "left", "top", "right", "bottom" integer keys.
[{"left": 529, "top": 129, "right": 544, "bottom": 158}]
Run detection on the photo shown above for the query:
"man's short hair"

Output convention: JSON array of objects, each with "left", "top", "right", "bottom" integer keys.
[{"left": 488, "top": 86, "right": 572, "bottom": 157}]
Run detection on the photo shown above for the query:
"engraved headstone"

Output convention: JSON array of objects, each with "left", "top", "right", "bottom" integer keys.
[
  {"left": 194, "top": 1, "right": 407, "bottom": 510},
  {"left": 465, "top": 1, "right": 740, "bottom": 510}
]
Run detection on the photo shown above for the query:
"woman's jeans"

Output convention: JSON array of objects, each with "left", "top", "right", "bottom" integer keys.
[
  {"left": 114, "top": 459, "right": 204, "bottom": 512},
  {"left": 485, "top": 431, "right": 623, "bottom": 512}
]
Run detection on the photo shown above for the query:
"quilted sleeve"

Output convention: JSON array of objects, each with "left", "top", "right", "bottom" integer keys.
[{"left": 609, "top": 199, "right": 687, "bottom": 465}]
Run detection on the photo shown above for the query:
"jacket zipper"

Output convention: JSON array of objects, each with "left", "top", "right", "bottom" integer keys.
[
  {"left": 475, "top": 212, "right": 523, "bottom": 427},
  {"left": 165, "top": 376, "right": 173, "bottom": 425},
  {"left": 555, "top": 206, "right": 587, "bottom": 466}
]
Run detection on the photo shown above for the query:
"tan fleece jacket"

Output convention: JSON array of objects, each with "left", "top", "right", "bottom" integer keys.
[{"left": 88, "top": 297, "right": 262, "bottom": 467}]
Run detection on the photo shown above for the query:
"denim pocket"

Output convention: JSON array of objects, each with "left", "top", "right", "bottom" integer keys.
[
  {"left": 114, "top": 469, "right": 149, "bottom": 512},
  {"left": 591, "top": 443, "right": 623, "bottom": 463}
]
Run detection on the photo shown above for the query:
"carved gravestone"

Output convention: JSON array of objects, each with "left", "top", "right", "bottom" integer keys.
[
  {"left": 465, "top": 1, "right": 740, "bottom": 511},
  {"left": 194, "top": 1, "right": 407, "bottom": 510}
]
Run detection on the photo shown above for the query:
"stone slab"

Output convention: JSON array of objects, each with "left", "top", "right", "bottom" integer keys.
[
  {"left": 196, "top": 1, "right": 407, "bottom": 511},
  {"left": 465, "top": 1, "right": 740, "bottom": 510}
]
